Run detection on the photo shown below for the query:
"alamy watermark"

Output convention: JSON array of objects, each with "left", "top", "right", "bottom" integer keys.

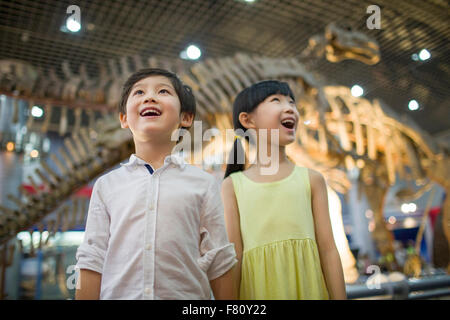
[
  {"left": 66, "top": 265, "right": 80, "bottom": 290},
  {"left": 366, "top": 5, "right": 381, "bottom": 30},
  {"left": 171, "top": 121, "right": 282, "bottom": 175},
  {"left": 66, "top": 5, "right": 81, "bottom": 25}
]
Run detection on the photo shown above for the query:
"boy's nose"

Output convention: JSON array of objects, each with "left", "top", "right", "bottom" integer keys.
[{"left": 144, "top": 94, "right": 158, "bottom": 104}]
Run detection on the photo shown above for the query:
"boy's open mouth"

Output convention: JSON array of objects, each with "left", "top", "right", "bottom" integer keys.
[
  {"left": 281, "top": 118, "right": 296, "bottom": 129},
  {"left": 140, "top": 107, "right": 162, "bottom": 117}
]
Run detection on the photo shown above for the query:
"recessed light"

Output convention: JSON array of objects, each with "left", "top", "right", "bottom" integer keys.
[
  {"left": 180, "top": 44, "right": 202, "bottom": 60},
  {"left": 186, "top": 45, "right": 201, "bottom": 60},
  {"left": 351, "top": 85, "right": 364, "bottom": 97},
  {"left": 31, "top": 105, "right": 44, "bottom": 118},
  {"left": 66, "top": 17, "right": 81, "bottom": 32},
  {"left": 419, "top": 49, "right": 431, "bottom": 61},
  {"left": 408, "top": 100, "right": 419, "bottom": 111},
  {"left": 401, "top": 202, "right": 417, "bottom": 213}
]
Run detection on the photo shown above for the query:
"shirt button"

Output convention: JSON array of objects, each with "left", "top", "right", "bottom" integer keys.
[
  {"left": 145, "top": 287, "right": 151, "bottom": 295},
  {"left": 146, "top": 244, "right": 152, "bottom": 250}
]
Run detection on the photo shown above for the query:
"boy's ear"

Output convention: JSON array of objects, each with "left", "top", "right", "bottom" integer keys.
[
  {"left": 119, "top": 112, "right": 128, "bottom": 129},
  {"left": 179, "top": 112, "right": 194, "bottom": 129},
  {"left": 238, "top": 112, "right": 255, "bottom": 130}
]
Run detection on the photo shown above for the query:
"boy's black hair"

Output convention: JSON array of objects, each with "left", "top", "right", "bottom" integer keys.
[
  {"left": 118, "top": 68, "right": 196, "bottom": 123},
  {"left": 224, "top": 80, "right": 296, "bottom": 179}
]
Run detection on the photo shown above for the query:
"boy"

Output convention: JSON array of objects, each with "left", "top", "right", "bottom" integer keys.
[{"left": 75, "top": 68, "right": 237, "bottom": 299}]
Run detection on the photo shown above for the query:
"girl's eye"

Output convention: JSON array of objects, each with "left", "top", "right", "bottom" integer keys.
[
  {"left": 159, "top": 89, "right": 170, "bottom": 94},
  {"left": 271, "top": 97, "right": 280, "bottom": 102},
  {"left": 133, "top": 89, "right": 144, "bottom": 95},
  {"left": 289, "top": 100, "right": 295, "bottom": 104}
]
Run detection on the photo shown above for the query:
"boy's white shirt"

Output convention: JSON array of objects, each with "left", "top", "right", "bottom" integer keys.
[{"left": 76, "top": 153, "right": 237, "bottom": 300}]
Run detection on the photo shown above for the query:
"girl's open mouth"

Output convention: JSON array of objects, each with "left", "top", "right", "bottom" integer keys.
[{"left": 281, "top": 118, "right": 296, "bottom": 129}]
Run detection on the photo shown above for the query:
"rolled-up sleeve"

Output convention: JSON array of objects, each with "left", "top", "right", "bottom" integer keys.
[
  {"left": 197, "top": 178, "right": 237, "bottom": 280},
  {"left": 76, "top": 178, "right": 110, "bottom": 274}
]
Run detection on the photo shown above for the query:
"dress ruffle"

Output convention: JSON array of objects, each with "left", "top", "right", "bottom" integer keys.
[{"left": 240, "top": 239, "right": 329, "bottom": 300}]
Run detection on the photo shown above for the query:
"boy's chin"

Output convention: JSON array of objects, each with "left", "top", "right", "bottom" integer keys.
[{"left": 132, "top": 128, "right": 174, "bottom": 142}]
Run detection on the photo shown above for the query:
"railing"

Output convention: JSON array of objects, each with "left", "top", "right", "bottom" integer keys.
[{"left": 346, "top": 275, "right": 450, "bottom": 300}]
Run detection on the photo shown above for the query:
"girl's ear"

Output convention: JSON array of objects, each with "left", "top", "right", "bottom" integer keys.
[
  {"left": 179, "top": 112, "right": 194, "bottom": 128},
  {"left": 119, "top": 112, "right": 128, "bottom": 129},
  {"left": 238, "top": 112, "right": 256, "bottom": 130}
]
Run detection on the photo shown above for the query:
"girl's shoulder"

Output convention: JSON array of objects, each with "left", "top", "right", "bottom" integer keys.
[{"left": 305, "top": 168, "right": 327, "bottom": 193}]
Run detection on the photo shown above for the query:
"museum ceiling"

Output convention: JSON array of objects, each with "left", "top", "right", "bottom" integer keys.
[{"left": 0, "top": 0, "right": 448, "bottom": 136}]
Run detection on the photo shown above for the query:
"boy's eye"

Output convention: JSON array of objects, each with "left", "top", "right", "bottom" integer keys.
[
  {"left": 159, "top": 89, "right": 170, "bottom": 94},
  {"left": 133, "top": 89, "right": 144, "bottom": 95},
  {"left": 271, "top": 97, "right": 280, "bottom": 102}
]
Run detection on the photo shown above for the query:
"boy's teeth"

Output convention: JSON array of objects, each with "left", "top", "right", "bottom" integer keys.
[{"left": 141, "top": 109, "right": 161, "bottom": 116}]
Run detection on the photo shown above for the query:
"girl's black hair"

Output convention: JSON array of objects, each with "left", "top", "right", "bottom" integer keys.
[{"left": 224, "top": 80, "right": 295, "bottom": 179}]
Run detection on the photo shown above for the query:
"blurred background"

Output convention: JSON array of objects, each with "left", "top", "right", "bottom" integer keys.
[{"left": 0, "top": 0, "right": 449, "bottom": 300}]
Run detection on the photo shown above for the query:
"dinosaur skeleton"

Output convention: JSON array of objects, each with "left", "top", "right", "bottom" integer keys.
[{"left": 0, "top": 23, "right": 448, "bottom": 298}]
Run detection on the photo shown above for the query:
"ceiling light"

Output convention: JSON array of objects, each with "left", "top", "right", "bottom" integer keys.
[
  {"left": 186, "top": 45, "right": 202, "bottom": 60},
  {"left": 351, "top": 85, "right": 364, "bottom": 97},
  {"left": 408, "top": 100, "right": 419, "bottom": 111},
  {"left": 418, "top": 49, "right": 431, "bottom": 61},
  {"left": 408, "top": 203, "right": 417, "bottom": 213},
  {"left": 66, "top": 17, "right": 81, "bottom": 32},
  {"left": 401, "top": 202, "right": 417, "bottom": 214},
  {"left": 180, "top": 45, "right": 202, "bottom": 60},
  {"left": 31, "top": 105, "right": 44, "bottom": 118}
]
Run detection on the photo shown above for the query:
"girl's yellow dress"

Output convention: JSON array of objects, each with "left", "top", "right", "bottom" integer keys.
[{"left": 230, "top": 166, "right": 329, "bottom": 300}]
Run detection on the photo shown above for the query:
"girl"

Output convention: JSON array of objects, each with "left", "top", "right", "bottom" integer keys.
[{"left": 221, "top": 80, "right": 346, "bottom": 300}]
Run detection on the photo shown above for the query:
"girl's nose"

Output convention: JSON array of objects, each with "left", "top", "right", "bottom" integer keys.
[
  {"left": 285, "top": 105, "right": 297, "bottom": 114},
  {"left": 284, "top": 104, "right": 299, "bottom": 116}
]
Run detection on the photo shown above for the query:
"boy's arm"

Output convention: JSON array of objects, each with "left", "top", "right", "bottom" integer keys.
[
  {"left": 75, "top": 178, "right": 110, "bottom": 300},
  {"left": 309, "top": 169, "right": 347, "bottom": 300},
  {"left": 75, "top": 269, "right": 102, "bottom": 300},
  {"left": 220, "top": 177, "right": 243, "bottom": 300}
]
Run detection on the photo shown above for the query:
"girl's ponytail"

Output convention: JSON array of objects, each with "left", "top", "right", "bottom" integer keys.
[{"left": 224, "top": 137, "right": 245, "bottom": 179}]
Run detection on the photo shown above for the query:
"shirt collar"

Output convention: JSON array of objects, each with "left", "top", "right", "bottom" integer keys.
[{"left": 120, "top": 153, "right": 186, "bottom": 170}]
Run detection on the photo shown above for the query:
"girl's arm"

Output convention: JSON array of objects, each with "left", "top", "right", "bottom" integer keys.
[
  {"left": 210, "top": 268, "right": 234, "bottom": 300},
  {"left": 309, "top": 169, "right": 347, "bottom": 300},
  {"left": 221, "top": 177, "right": 244, "bottom": 300}
]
